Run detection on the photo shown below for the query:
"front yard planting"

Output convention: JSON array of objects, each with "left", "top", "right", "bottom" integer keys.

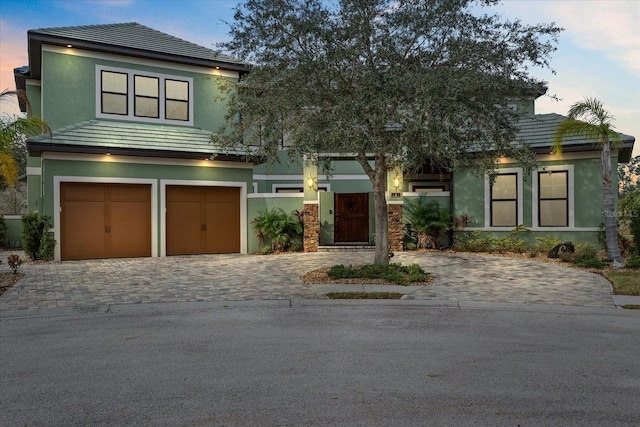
[
  {"left": 327, "top": 263, "right": 430, "bottom": 286},
  {"left": 326, "top": 292, "right": 403, "bottom": 299}
]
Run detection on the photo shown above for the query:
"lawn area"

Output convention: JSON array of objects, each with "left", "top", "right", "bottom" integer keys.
[{"left": 603, "top": 271, "right": 640, "bottom": 296}]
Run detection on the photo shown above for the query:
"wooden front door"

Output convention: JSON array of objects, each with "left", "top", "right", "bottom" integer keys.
[
  {"left": 166, "top": 186, "right": 240, "bottom": 255},
  {"left": 61, "top": 183, "right": 151, "bottom": 260},
  {"left": 334, "top": 193, "right": 369, "bottom": 243}
]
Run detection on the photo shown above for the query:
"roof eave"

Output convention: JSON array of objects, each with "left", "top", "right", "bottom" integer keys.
[
  {"left": 529, "top": 139, "right": 635, "bottom": 163},
  {"left": 27, "top": 141, "right": 254, "bottom": 163},
  {"left": 26, "top": 32, "right": 250, "bottom": 80}
]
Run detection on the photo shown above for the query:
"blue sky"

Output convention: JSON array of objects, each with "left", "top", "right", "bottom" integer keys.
[{"left": 0, "top": 0, "right": 638, "bottom": 156}]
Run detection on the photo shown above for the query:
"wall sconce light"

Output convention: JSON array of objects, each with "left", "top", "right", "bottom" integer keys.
[
  {"left": 307, "top": 175, "right": 317, "bottom": 191},
  {"left": 392, "top": 174, "right": 401, "bottom": 191}
]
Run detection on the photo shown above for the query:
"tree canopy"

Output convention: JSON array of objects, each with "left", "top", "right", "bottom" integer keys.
[
  {"left": 0, "top": 90, "right": 49, "bottom": 187},
  {"left": 214, "top": 0, "right": 562, "bottom": 263}
]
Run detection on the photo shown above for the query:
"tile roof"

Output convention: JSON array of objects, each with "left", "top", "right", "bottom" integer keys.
[
  {"left": 27, "top": 120, "right": 254, "bottom": 161},
  {"left": 516, "top": 113, "right": 635, "bottom": 158},
  {"left": 28, "top": 22, "right": 248, "bottom": 70}
]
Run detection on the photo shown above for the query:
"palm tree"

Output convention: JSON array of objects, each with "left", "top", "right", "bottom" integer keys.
[
  {"left": 553, "top": 97, "right": 623, "bottom": 264},
  {"left": 0, "top": 89, "right": 50, "bottom": 186}
]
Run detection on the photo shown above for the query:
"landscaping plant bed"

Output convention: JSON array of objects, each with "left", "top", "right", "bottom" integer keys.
[
  {"left": 301, "top": 263, "right": 432, "bottom": 286},
  {"left": 326, "top": 292, "right": 404, "bottom": 299}
]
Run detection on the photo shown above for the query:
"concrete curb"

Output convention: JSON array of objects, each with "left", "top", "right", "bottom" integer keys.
[
  {"left": 612, "top": 295, "right": 640, "bottom": 307},
  {"left": 2, "top": 298, "right": 638, "bottom": 320}
]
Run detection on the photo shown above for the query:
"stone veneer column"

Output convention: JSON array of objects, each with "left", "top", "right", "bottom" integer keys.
[
  {"left": 387, "top": 203, "right": 403, "bottom": 252},
  {"left": 303, "top": 203, "right": 319, "bottom": 252}
]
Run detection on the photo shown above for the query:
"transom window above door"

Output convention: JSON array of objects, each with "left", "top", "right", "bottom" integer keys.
[{"left": 97, "top": 66, "right": 193, "bottom": 125}]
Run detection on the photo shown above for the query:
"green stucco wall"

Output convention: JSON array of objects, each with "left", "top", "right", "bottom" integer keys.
[
  {"left": 40, "top": 157, "right": 253, "bottom": 256},
  {"left": 451, "top": 155, "right": 607, "bottom": 244},
  {"left": 2, "top": 216, "right": 23, "bottom": 248},
  {"left": 452, "top": 169, "right": 485, "bottom": 228},
  {"left": 247, "top": 196, "right": 303, "bottom": 253},
  {"left": 40, "top": 50, "right": 233, "bottom": 132}
]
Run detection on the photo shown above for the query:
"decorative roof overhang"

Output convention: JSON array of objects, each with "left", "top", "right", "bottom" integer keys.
[
  {"left": 516, "top": 113, "right": 635, "bottom": 162},
  {"left": 27, "top": 120, "right": 258, "bottom": 163}
]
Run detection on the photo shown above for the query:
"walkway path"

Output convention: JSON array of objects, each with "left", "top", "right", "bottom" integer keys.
[{"left": 0, "top": 251, "right": 615, "bottom": 312}]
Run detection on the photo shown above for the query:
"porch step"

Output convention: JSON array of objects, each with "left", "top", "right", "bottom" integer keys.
[{"left": 318, "top": 245, "right": 375, "bottom": 253}]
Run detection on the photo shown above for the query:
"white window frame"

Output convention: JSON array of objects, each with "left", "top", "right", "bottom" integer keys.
[
  {"left": 96, "top": 65, "right": 193, "bottom": 126},
  {"left": 484, "top": 167, "right": 523, "bottom": 230},
  {"left": 272, "top": 183, "right": 330, "bottom": 193},
  {"left": 532, "top": 165, "right": 575, "bottom": 231}
]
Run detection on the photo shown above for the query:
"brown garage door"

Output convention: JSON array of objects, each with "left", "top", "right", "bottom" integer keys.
[
  {"left": 61, "top": 183, "right": 151, "bottom": 260},
  {"left": 166, "top": 186, "right": 240, "bottom": 255}
]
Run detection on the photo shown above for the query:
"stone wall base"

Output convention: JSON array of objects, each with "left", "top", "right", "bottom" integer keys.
[
  {"left": 387, "top": 204, "right": 403, "bottom": 252},
  {"left": 303, "top": 204, "right": 319, "bottom": 252}
]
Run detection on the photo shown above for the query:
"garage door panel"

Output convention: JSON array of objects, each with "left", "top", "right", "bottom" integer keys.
[
  {"left": 167, "top": 186, "right": 201, "bottom": 202},
  {"left": 166, "top": 200, "right": 201, "bottom": 255},
  {"left": 166, "top": 186, "right": 240, "bottom": 255},
  {"left": 61, "top": 183, "right": 151, "bottom": 260},
  {"left": 109, "top": 184, "right": 150, "bottom": 202},
  {"left": 110, "top": 201, "right": 151, "bottom": 257},
  {"left": 62, "top": 183, "right": 105, "bottom": 202},
  {"left": 205, "top": 201, "right": 240, "bottom": 253}
]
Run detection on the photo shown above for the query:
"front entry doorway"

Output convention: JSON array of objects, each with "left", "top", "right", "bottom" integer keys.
[{"left": 334, "top": 193, "right": 369, "bottom": 243}]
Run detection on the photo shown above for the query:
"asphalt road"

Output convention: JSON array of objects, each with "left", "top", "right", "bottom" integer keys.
[{"left": 1, "top": 302, "right": 639, "bottom": 426}]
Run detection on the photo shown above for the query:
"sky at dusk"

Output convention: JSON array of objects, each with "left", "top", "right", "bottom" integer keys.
[{"left": 0, "top": 0, "right": 638, "bottom": 156}]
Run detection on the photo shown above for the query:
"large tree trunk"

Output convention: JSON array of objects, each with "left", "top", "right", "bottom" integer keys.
[
  {"left": 601, "top": 140, "right": 623, "bottom": 263},
  {"left": 372, "top": 161, "right": 389, "bottom": 265},
  {"left": 356, "top": 150, "right": 389, "bottom": 265}
]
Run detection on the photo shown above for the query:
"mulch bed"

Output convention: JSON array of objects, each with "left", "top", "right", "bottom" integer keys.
[{"left": 300, "top": 267, "right": 432, "bottom": 286}]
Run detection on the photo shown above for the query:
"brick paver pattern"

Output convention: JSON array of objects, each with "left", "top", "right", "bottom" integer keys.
[{"left": 0, "top": 251, "right": 614, "bottom": 311}]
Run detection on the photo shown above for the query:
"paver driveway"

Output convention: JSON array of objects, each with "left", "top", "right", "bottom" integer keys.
[{"left": 0, "top": 251, "right": 615, "bottom": 311}]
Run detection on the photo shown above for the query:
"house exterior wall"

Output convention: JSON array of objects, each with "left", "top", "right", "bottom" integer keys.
[
  {"left": 33, "top": 154, "right": 252, "bottom": 259},
  {"left": 2, "top": 216, "right": 23, "bottom": 248},
  {"left": 25, "top": 80, "right": 42, "bottom": 118},
  {"left": 39, "top": 46, "right": 237, "bottom": 132},
  {"left": 247, "top": 193, "right": 303, "bottom": 253},
  {"left": 452, "top": 152, "right": 610, "bottom": 245}
]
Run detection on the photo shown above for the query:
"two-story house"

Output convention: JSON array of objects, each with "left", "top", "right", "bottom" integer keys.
[
  {"left": 15, "top": 23, "right": 253, "bottom": 260},
  {"left": 15, "top": 23, "right": 636, "bottom": 260}
]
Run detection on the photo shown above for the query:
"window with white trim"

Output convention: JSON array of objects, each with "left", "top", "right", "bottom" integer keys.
[
  {"left": 490, "top": 173, "right": 518, "bottom": 227},
  {"left": 538, "top": 170, "right": 568, "bottom": 227},
  {"left": 97, "top": 66, "right": 193, "bottom": 125}
]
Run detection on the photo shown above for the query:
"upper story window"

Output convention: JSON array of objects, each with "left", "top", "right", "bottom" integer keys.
[
  {"left": 134, "top": 75, "right": 159, "bottom": 118},
  {"left": 97, "top": 66, "right": 193, "bottom": 126},
  {"left": 101, "top": 71, "right": 128, "bottom": 115}
]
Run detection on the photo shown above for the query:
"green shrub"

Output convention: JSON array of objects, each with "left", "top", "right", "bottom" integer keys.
[
  {"left": 0, "top": 214, "right": 6, "bottom": 247},
  {"left": 560, "top": 243, "right": 605, "bottom": 269},
  {"left": 260, "top": 246, "right": 272, "bottom": 255},
  {"left": 573, "top": 256, "right": 607, "bottom": 269},
  {"left": 39, "top": 229, "right": 56, "bottom": 261},
  {"left": 454, "top": 230, "right": 528, "bottom": 253},
  {"left": 625, "top": 255, "right": 640, "bottom": 269},
  {"left": 404, "top": 197, "right": 450, "bottom": 249},
  {"left": 492, "top": 237, "right": 528, "bottom": 254},
  {"left": 327, "top": 263, "right": 428, "bottom": 286},
  {"left": 454, "top": 230, "right": 493, "bottom": 252},
  {"left": 21, "top": 213, "right": 47, "bottom": 260},
  {"left": 252, "top": 208, "right": 303, "bottom": 252},
  {"left": 531, "top": 235, "right": 562, "bottom": 256},
  {"left": 624, "top": 194, "right": 640, "bottom": 253}
]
